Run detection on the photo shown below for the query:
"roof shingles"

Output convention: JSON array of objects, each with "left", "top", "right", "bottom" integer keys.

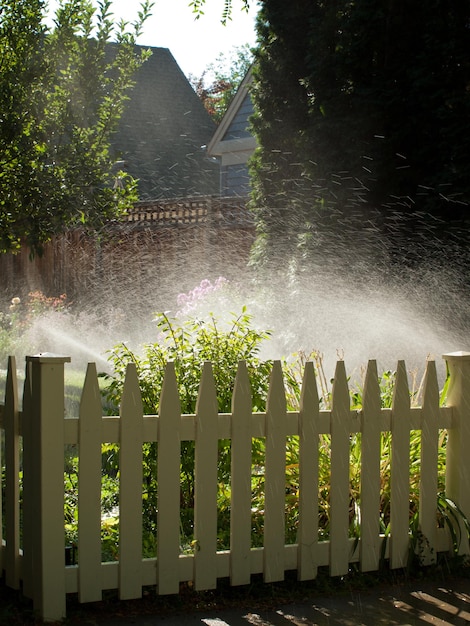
[{"left": 111, "top": 46, "right": 219, "bottom": 200}]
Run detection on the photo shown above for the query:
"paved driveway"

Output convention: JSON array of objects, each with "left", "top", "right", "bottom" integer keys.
[{"left": 77, "top": 578, "right": 470, "bottom": 626}]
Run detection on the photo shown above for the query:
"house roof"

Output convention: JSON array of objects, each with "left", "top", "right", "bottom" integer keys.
[
  {"left": 207, "top": 67, "right": 257, "bottom": 158},
  {"left": 111, "top": 46, "right": 219, "bottom": 200}
]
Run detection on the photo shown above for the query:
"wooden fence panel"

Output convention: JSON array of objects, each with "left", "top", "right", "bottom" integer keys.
[
  {"left": 297, "top": 361, "right": 320, "bottom": 580},
  {"left": 390, "top": 360, "right": 411, "bottom": 568},
  {"left": 360, "top": 360, "right": 382, "bottom": 572},
  {"left": 157, "top": 363, "right": 182, "bottom": 594},
  {"left": 263, "top": 361, "right": 287, "bottom": 583},
  {"left": 330, "top": 361, "right": 351, "bottom": 577},
  {"left": 194, "top": 362, "right": 219, "bottom": 590},
  {"left": 230, "top": 361, "right": 253, "bottom": 586},
  {"left": 119, "top": 364, "right": 144, "bottom": 600},
  {"left": 1, "top": 352, "right": 469, "bottom": 623},
  {"left": 419, "top": 360, "right": 440, "bottom": 565},
  {"left": 4, "top": 357, "right": 20, "bottom": 588},
  {"left": 78, "top": 363, "right": 104, "bottom": 602}
]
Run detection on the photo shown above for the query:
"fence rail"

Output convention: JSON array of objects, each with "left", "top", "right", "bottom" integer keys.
[
  {"left": 0, "top": 351, "right": 470, "bottom": 621},
  {"left": 126, "top": 195, "right": 253, "bottom": 227}
]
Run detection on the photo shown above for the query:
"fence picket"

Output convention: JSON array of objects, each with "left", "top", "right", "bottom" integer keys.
[
  {"left": 297, "top": 361, "right": 320, "bottom": 580},
  {"left": 330, "top": 360, "right": 351, "bottom": 576},
  {"left": 78, "top": 363, "right": 104, "bottom": 602},
  {"left": 21, "top": 360, "right": 34, "bottom": 600},
  {"left": 360, "top": 360, "right": 382, "bottom": 572},
  {"left": 230, "top": 361, "right": 253, "bottom": 586},
  {"left": 157, "top": 362, "right": 182, "bottom": 595},
  {"left": 119, "top": 363, "right": 144, "bottom": 600},
  {"left": 194, "top": 362, "right": 219, "bottom": 590},
  {"left": 443, "top": 352, "right": 470, "bottom": 556},
  {"left": 390, "top": 360, "right": 411, "bottom": 569},
  {"left": 419, "top": 360, "right": 440, "bottom": 564},
  {"left": 4, "top": 357, "right": 20, "bottom": 587},
  {"left": 264, "top": 361, "right": 287, "bottom": 583}
]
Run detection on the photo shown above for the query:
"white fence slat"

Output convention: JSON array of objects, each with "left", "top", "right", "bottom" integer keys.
[
  {"left": 157, "top": 362, "right": 182, "bottom": 595},
  {"left": 21, "top": 361, "right": 34, "bottom": 600},
  {"left": 329, "top": 360, "right": 351, "bottom": 577},
  {"left": 78, "top": 363, "right": 104, "bottom": 602},
  {"left": 194, "top": 362, "right": 219, "bottom": 590},
  {"left": 419, "top": 360, "right": 439, "bottom": 565},
  {"left": 230, "top": 361, "right": 253, "bottom": 586},
  {"left": 263, "top": 361, "right": 287, "bottom": 583},
  {"left": 390, "top": 360, "right": 411, "bottom": 569},
  {"left": 119, "top": 363, "right": 144, "bottom": 600},
  {"left": 443, "top": 352, "right": 470, "bottom": 556},
  {"left": 297, "top": 361, "right": 320, "bottom": 580},
  {"left": 4, "top": 357, "right": 20, "bottom": 588},
  {"left": 360, "top": 360, "right": 382, "bottom": 572}
]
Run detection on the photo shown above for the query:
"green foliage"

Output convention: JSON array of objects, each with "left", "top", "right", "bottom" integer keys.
[
  {"left": 191, "top": 45, "right": 253, "bottom": 122},
  {"left": 0, "top": 0, "right": 152, "bottom": 254},
  {"left": 104, "top": 308, "right": 272, "bottom": 548},
  {"left": 249, "top": 1, "right": 470, "bottom": 269},
  {"left": 105, "top": 308, "right": 271, "bottom": 413},
  {"left": 189, "top": 0, "right": 250, "bottom": 25}
]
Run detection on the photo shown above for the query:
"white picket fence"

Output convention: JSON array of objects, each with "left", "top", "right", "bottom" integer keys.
[{"left": 0, "top": 351, "right": 470, "bottom": 622}]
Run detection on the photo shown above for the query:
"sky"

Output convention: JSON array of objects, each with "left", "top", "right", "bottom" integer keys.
[{"left": 47, "top": 0, "right": 259, "bottom": 78}]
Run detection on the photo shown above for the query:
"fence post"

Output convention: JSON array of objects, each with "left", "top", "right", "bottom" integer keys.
[
  {"left": 24, "top": 353, "right": 71, "bottom": 621},
  {"left": 442, "top": 351, "right": 470, "bottom": 556}
]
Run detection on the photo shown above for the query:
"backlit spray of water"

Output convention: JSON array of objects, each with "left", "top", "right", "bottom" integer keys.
[{"left": 17, "top": 223, "right": 468, "bottom": 385}]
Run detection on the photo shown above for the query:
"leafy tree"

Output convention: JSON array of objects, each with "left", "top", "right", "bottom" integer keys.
[
  {"left": 249, "top": 1, "right": 470, "bottom": 269},
  {"left": 0, "top": 0, "right": 152, "bottom": 254},
  {"left": 190, "top": 44, "right": 253, "bottom": 122}
]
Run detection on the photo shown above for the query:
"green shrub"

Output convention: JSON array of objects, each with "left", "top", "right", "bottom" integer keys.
[{"left": 103, "top": 308, "right": 273, "bottom": 551}]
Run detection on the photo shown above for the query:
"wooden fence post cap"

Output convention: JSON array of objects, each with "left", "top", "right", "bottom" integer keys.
[
  {"left": 442, "top": 351, "right": 470, "bottom": 361},
  {"left": 26, "top": 353, "right": 71, "bottom": 364}
]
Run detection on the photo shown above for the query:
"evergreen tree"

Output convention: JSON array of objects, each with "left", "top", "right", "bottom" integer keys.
[{"left": 249, "top": 1, "right": 470, "bottom": 268}]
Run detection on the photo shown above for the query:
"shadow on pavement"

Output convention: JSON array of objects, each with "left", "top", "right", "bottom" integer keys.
[{"left": 91, "top": 578, "right": 470, "bottom": 626}]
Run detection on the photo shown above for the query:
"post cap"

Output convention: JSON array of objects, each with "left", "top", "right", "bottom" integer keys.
[
  {"left": 442, "top": 351, "right": 470, "bottom": 361},
  {"left": 26, "top": 353, "right": 72, "bottom": 364}
]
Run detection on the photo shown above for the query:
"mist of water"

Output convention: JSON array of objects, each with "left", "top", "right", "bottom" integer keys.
[
  {"left": 3, "top": 196, "right": 468, "bottom": 384},
  {"left": 12, "top": 253, "right": 466, "bottom": 388}
]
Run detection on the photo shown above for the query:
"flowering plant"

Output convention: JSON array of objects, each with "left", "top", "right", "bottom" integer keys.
[
  {"left": 176, "top": 277, "right": 228, "bottom": 317},
  {"left": 0, "top": 291, "right": 69, "bottom": 362}
]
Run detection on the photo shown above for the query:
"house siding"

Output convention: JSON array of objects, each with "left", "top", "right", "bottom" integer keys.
[
  {"left": 221, "top": 163, "right": 251, "bottom": 197},
  {"left": 222, "top": 94, "right": 254, "bottom": 140}
]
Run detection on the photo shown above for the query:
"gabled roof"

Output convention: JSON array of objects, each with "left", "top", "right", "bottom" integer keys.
[
  {"left": 207, "top": 67, "right": 257, "bottom": 158},
  {"left": 111, "top": 46, "right": 219, "bottom": 200}
]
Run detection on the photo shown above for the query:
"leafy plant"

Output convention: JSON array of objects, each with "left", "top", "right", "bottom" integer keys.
[{"left": 104, "top": 308, "right": 272, "bottom": 549}]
